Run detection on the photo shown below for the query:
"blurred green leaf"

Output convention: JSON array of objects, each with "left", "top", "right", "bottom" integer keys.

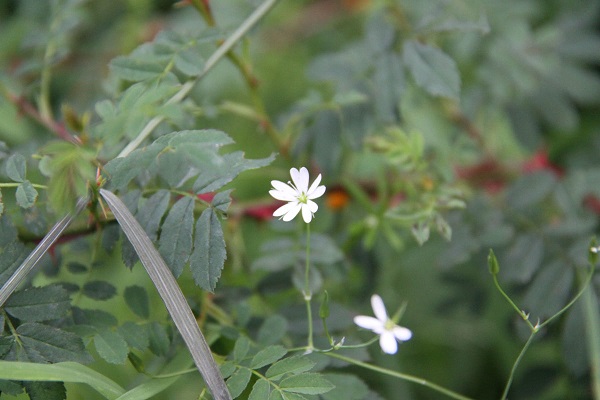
[
  {"left": 124, "top": 285, "right": 150, "bottom": 319},
  {"left": 257, "top": 315, "right": 288, "bottom": 346},
  {"left": 226, "top": 367, "right": 252, "bottom": 399},
  {"left": 265, "top": 356, "right": 315, "bottom": 381},
  {"left": 250, "top": 345, "right": 287, "bottom": 369},
  {"left": 320, "top": 374, "right": 369, "bottom": 400},
  {"left": 403, "top": 40, "right": 460, "bottom": 99},
  {"left": 233, "top": 336, "right": 250, "bottom": 362},
  {"left": 15, "top": 181, "right": 37, "bottom": 209},
  {"left": 279, "top": 373, "right": 334, "bottom": 395},
  {"left": 118, "top": 322, "right": 149, "bottom": 352},
  {"left": 82, "top": 281, "right": 117, "bottom": 301},
  {"left": 5, "top": 153, "right": 26, "bottom": 182}
]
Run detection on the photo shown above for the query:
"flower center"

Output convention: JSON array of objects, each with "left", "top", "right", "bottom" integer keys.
[
  {"left": 297, "top": 192, "right": 308, "bottom": 204},
  {"left": 384, "top": 319, "right": 396, "bottom": 331}
]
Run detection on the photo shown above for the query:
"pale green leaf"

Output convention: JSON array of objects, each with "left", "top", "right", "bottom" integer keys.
[
  {"left": 16, "top": 181, "right": 38, "bottom": 209},
  {"left": 250, "top": 345, "right": 287, "bottom": 370},
  {"left": 320, "top": 374, "right": 369, "bottom": 400},
  {"left": 279, "top": 373, "right": 334, "bottom": 395},
  {"left": 94, "top": 329, "right": 129, "bottom": 365},
  {"left": 124, "top": 285, "right": 150, "bottom": 318},
  {"left": 118, "top": 322, "right": 149, "bottom": 352},
  {"left": 226, "top": 368, "right": 252, "bottom": 399},
  {"left": 233, "top": 336, "right": 251, "bottom": 362},
  {"left": 190, "top": 208, "right": 226, "bottom": 292},
  {"left": 248, "top": 379, "right": 270, "bottom": 400},
  {"left": 265, "top": 356, "right": 315, "bottom": 381},
  {"left": 109, "top": 56, "right": 166, "bottom": 82},
  {"left": 5, "top": 153, "right": 26, "bottom": 182}
]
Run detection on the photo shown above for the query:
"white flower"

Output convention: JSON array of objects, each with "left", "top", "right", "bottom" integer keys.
[
  {"left": 353, "top": 294, "right": 412, "bottom": 355},
  {"left": 269, "top": 167, "right": 326, "bottom": 223}
]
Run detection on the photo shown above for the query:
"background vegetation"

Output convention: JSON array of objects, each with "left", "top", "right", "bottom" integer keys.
[{"left": 0, "top": 0, "right": 599, "bottom": 399}]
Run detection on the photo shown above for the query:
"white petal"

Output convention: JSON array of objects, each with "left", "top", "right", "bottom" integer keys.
[
  {"left": 353, "top": 316, "right": 385, "bottom": 333},
  {"left": 269, "top": 189, "right": 297, "bottom": 202},
  {"left": 379, "top": 331, "right": 398, "bottom": 354},
  {"left": 291, "top": 167, "right": 309, "bottom": 193},
  {"left": 371, "top": 295, "right": 388, "bottom": 323},
  {"left": 301, "top": 204, "right": 313, "bottom": 223},
  {"left": 393, "top": 326, "right": 412, "bottom": 342},
  {"left": 271, "top": 180, "right": 297, "bottom": 196},
  {"left": 306, "top": 200, "right": 318, "bottom": 213},
  {"left": 282, "top": 203, "right": 302, "bottom": 221},
  {"left": 307, "top": 185, "right": 326, "bottom": 200},
  {"left": 307, "top": 174, "right": 322, "bottom": 193},
  {"left": 273, "top": 202, "right": 297, "bottom": 217}
]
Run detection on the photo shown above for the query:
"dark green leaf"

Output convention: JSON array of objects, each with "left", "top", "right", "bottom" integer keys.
[
  {"left": 501, "top": 234, "right": 544, "bottom": 283},
  {"left": 4, "top": 285, "right": 70, "bottom": 322},
  {"left": 158, "top": 196, "right": 194, "bottom": 277},
  {"left": 0, "top": 214, "right": 17, "bottom": 247},
  {"left": 373, "top": 52, "right": 405, "bottom": 122},
  {"left": 67, "top": 262, "right": 88, "bottom": 274},
  {"left": 16, "top": 181, "right": 37, "bottom": 209},
  {"left": 17, "top": 323, "right": 91, "bottom": 364},
  {"left": 94, "top": 329, "right": 129, "bottom": 364},
  {"left": 5, "top": 154, "right": 26, "bottom": 182},
  {"left": 522, "top": 260, "right": 574, "bottom": 320},
  {"left": 249, "top": 379, "right": 270, "bottom": 400},
  {"left": 190, "top": 208, "right": 226, "bottom": 292},
  {"left": 233, "top": 336, "right": 250, "bottom": 362},
  {"left": 266, "top": 356, "right": 315, "bottom": 381},
  {"left": 148, "top": 322, "right": 170, "bottom": 356},
  {"left": 402, "top": 40, "right": 460, "bottom": 99},
  {"left": 136, "top": 190, "right": 171, "bottom": 242},
  {"left": 226, "top": 367, "right": 252, "bottom": 399},
  {"left": 250, "top": 345, "right": 287, "bottom": 369},
  {"left": 0, "top": 242, "right": 27, "bottom": 287},
  {"left": 0, "top": 379, "right": 23, "bottom": 395},
  {"left": 506, "top": 171, "right": 556, "bottom": 209},
  {"left": 279, "top": 373, "right": 334, "bottom": 395},
  {"left": 23, "top": 381, "right": 65, "bottom": 400},
  {"left": 103, "top": 145, "right": 162, "bottom": 190},
  {"left": 119, "top": 321, "right": 149, "bottom": 351},
  {"left": 82, "top": 281, "right": 117, "bottom": 301},
  {"left": 72, "top": 307, "right": 118, "bottom": 329},
  {"left": 258, "top": 315, "right": 288, "bottom": 346},
  {"left": 124, "top": 285, "right": 150, "bottom": 318}
]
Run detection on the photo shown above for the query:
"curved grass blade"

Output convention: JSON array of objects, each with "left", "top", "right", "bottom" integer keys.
[
  {"left": 0, "top": 197, "right": 88, "bottom": 307},
  {"left": 0, "top": 360, "right": 125, "bottom": 400},
  {"left": 99, "top": 189, "right": 231, "bottom": 400}
]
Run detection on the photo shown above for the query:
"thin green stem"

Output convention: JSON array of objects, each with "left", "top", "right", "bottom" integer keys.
[
  {"left": 0, "top": 182, "right": 48, "bottom": 190},
  {"left": 500, "top": 330, "right": 537, "bottom": 400},
  {"left": 492, "top": 274, "right": 536, "bottom": 331},
  {"left": 582, "top": 284, "right": 600, "bottom": 399},
  {"left": 326, "top": 352, "right": 474, "bottom": 400},
  {"left": 304, "top": 223, "right": 314, "bottom": 351}
]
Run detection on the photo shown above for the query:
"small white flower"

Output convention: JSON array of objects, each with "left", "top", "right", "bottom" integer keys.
[
  {"left": 269, "top": 167, "right": 326, "bottom": 223},
  {"left": 353, "top": 294, "right": 412, "bottom": 355}
]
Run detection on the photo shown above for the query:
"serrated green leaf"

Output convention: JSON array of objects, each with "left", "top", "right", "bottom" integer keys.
[
  {"left": 94, "top": 329, "right": 129, "bottom": 365},
  {"left": 0, "top": 378, "right": 23, "bottom": 395},
  {"left": 403, "top": 40, "right": 460, "bottom": 99},
  {"left": 249, "top": 379, "right": 270, "bottom": 400},
  {"left": 109, "top": 56, "right": 166, "bottom": 82},
  {"left": 320, "top": 374, "right": 369, "bottom": 400},
  {"left": 67, "top": 262, "right": 88, "bottom": 274},
  {"left": 190, "top": 208, "right": 226, "bottom": 292},
  {"left": 226, "top": 368, "right": 252, "bottom": 399},
  {"left": 269, "top": 391, "right": 307, "bottom": 400},
  {"left": 118, "top": 322, "right": 149, "bottom": 352},
  {"left": 0, "top": 214, "right": 17, "bottom": 247},
  {"left": 193, "top": 152, "right": 275, "bottom": 194},
  {"left": 16, "top": 181, "right": 38, "bottom": 209},
  {"left": 4, "top": 285, "right": 70, "bottom": 322},
  {"left": 103, "top": 145, "right": 163, "bottom": 190},
  {"left": 220, "top": 361, "right": 237, "bottom": 379},
  {"left": 279, "top": 373, "right": 334, "bottom": 395},
  {"left": 0, "top": 241, "right": 27, "bottom": 287},
  {"left": 5, "top": 153, "right": 26, "bottom": 182},
  {"left": 212, "top": 190, "right": 233, "bottom": 213},
  {"left": 158, "top": 196, "right": 194, "bottom": 277},
  {"left": 124, "top": 285, "right": 150, "bottom": 318},
  {"left": 265, "top": 356, "right": 315, "bottom": 381},
  {"left": 250, "top": 345, "right": 287, "bottom": 370},
  {"left": 24, "top": 380, "right": 65, "bottom": 400},
  {"left": 258, "top": 315, "right": 288, "bottom": 346},
  {"left": 16, "top": 323, "right": 91, "bottom": 364},
  {"left": 137, "top": 190, "right": 171, "bottom": 242},
  {"left": 233, "top": 336, "right": 250, "bottom": 362},
  {"left": 83, "top": 280, "right": 117, "bottom": 301}
]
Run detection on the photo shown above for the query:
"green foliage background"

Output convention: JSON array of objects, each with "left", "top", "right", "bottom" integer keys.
[{"left": 0, "top": 0, "right": 599, "bottom": 399}]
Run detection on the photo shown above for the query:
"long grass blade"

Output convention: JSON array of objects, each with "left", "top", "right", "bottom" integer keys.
[
  {"left": 99, "top": 188, "right": 231, "bottom": 400},
  {"left": 0, "top": 197, "right": 88, "bottom": 307}
]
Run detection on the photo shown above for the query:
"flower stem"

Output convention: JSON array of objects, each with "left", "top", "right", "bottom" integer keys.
[
  {"left": 500, "top": 330, "right": 537, "bottom": 400},
  {"left": 325, "top": 352, "right": 474, "bottom": 400},
  {"left": 304, "top": 223, "right": 314, "bottom": 350}
]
